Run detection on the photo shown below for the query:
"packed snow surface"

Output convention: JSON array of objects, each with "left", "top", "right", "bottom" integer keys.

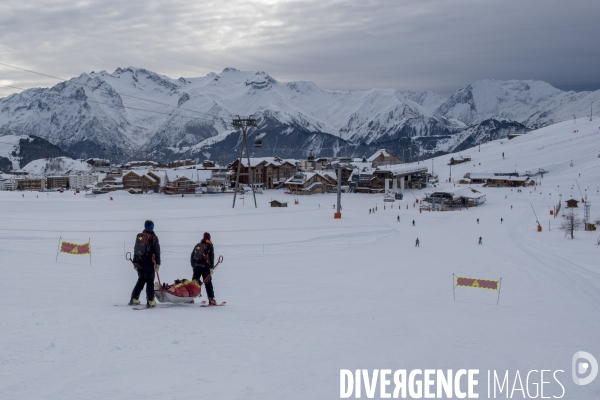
[{"left": 1, "top": 118, "right": 599, "bottom": 399}]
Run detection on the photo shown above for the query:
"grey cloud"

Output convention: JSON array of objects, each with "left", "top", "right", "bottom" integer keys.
[{"left": 0, "top": 0, "right": 599, "bottom": 97}]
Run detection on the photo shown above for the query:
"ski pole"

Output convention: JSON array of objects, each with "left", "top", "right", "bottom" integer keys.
[
  {"left": 125, "top": 252, "right": 136, "bottom": 269},
  {"left": 152, "top": 254, "right": 163, "bottom": 293},
  {"left": 199, "top": 255, "right": 223, "bottom": 287}
]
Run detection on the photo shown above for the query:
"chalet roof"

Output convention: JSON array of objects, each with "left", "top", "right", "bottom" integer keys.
[
  {"left": 453, "top": 187, "right": 486, "bottom": 199},
  {"left": 123, "top": 169, "right": 160, "bottom": 182},
  {"left": 321, "top": 171, "right": 337, "bottom": 181},
  {"left": 490, "top": 176, "right": 529, "bottom": 182},
  {"left": 348, "top": 167, "right": 375, "bottom": 181},
  {"left": 164, "top": 169, "right": 198, "bottom": 182},
  {"left": 102, "top": 176, "right": 123, "bottom": 183},
  {"left": 284, "top": 170, "right": 336, "bottom": 185},
  {"left": 468, "top": 173, "right": 497, "bottom": 180},
  {"left": 125, "top": 160, "right": 160, "bottom": 166},
  {"left": 376, "top": 164, "right": 428, "bottom": 176},
  {"left": 428, "top": 191, "right": 462, "bottom": 200},
  {"left": 237, "top": 157, "right": 297, "bottom": 168},
  {"left": 367, "top": 149, "right": 391, "bottom": 162},
  {"left": 350, "top": 162, "right": 373, "bottom": 170}
]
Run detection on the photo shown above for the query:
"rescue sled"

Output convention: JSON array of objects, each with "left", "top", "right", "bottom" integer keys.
[
  {"left": 154, "top": 287, "right": 200, "bottom": 304},
  {"left": 125, "top": 253, "right": 223, "bottom": 304},
  {"left": 153, "top": 279, "right": 202, "bottom": 304}
]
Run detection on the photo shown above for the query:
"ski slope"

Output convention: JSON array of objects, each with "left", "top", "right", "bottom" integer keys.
[
  {"left": 20, "top": 157, "right": 92, "bottom": 176},
  {"left": 0, "top": 135, "right": 28, "bottom": 170},
  {"left": 0, "top": 118, "right": 599, "bottom": 399}
]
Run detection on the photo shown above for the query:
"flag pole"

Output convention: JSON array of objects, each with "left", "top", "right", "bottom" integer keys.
[
  {"left": 56, "top": 236, "right": 62, "bottom": 262},
  {"left": 496, "top": 277, "right": 502, "bottom": 305},
  {"left": 453, "top": 273, "right": 456, "bottom": 301}
]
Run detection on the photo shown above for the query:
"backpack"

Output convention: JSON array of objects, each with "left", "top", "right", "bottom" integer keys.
[
  {"left": 134, "top": 232, "right": 153, "bottom": 260},
  {"left": 191, "top": 242, "right": 210, "bottom": 266}
]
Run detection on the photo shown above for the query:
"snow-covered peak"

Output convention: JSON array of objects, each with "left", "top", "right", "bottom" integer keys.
[
  {"left": 221, "top": 67, "right": 239, "bottom": 73},
  {"left": 2, "top": 67, "right": 599, "bottom": 164},
  {"left": 436, "top": 79, "right": 598, "bottom": 127},
  {"left": 401, "top": 90, "right": 448, "bottom": 113}
]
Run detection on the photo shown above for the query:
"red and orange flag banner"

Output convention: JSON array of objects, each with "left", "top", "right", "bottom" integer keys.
[
  {"left": 455, "top": 276, "right": 499, "bottom": 291},
  {"left": 60, "top": 240, "right": 91, "bottom": 255}
]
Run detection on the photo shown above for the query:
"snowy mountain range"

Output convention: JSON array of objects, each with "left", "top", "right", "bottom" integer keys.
[{"left": 0, "top": 67, "right": 598, "bottom": 164}]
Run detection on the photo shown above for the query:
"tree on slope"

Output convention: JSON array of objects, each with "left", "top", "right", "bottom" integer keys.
[{"left": 561, "top": 209, "right": 582, "bottom": 239}]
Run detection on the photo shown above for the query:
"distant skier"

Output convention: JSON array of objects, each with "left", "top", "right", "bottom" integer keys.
[
  {"left": 412, "top": 220, "right": 415, "bottom": 226},
  {"left": 502, "top": 152, "right": 505, "bottom": 159},
  {"left": 369, "top": 209, "right": 372, "bottom": 214},
  {"left": 477, "top": 218, "right": 479, "bottom": 224},
  {"left": 130, "top": 220, "right": 161, "bottom": 308},
  {"left": 415, "top": 238, "right": 420, "bottom": 247},
  {"left": 501, "top": 218, "right": 503, "bottom": 224},
  {"left": 511, "top": 205, "right": 513, "bottom": 210},
  {"left": 191, "top": 232, "right": 217, "bottom": 306},
  {"left": 397, "top": 215, "right": 400, "bottom": 222},
  {"left": 478, "top": 236, "right": 482, "bottom": 245}
]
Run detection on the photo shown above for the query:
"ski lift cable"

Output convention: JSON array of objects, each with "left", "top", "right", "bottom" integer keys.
[
  {"left": 575, "top": 179, "right": 586, "bottom": 201},
  {"left": 0, "top": 124, "right": 142, "bottom": 161},
  {"left": 0, "top": 84, "right": 216, "bottom": 124},
  {"left": 0, "top": 87, "right": 209, "bottom": 158},
  {"left": 530, "top": 202, "right": 541, "bottom": 227},
  {"left": 0, "top": 62, "right": 222, "bottom": 120}
]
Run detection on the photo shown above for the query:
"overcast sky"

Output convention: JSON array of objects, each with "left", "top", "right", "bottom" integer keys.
[{"left": 1, "top": 0, "right": 599, "bottom": 98}]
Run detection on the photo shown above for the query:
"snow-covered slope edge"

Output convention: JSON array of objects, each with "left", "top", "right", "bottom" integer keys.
[{"left": 0, "top": 135, "right": 68, "bottom": 172}]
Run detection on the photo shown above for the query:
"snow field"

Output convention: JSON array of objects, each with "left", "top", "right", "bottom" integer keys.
[{"left": 0, "top": 117, "right": 599, "bottom": 399}]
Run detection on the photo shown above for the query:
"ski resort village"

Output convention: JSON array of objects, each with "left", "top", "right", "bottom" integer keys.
[{"left": 1, "top": 113, "right": 600, "bottom": 399}]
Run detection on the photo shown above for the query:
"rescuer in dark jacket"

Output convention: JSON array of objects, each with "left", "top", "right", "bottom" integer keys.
[
  {"left": 191, "top": 232, "right": 216, "bottom": 305},
  {"left": 130, "top": 220, "right": 161, "bottom": 307}
]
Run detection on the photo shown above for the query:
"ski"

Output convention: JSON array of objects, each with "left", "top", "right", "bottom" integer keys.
[
  {"left": 200, "top": 300, "right": 227, "bottom": 307},
  {"left": 114, "top": 303, "right": 152, "bottom": 307},
  {"left": 130, "top": 301, "right": 199, "bottom": 310},
  {"left": 132, "top": 305, "right": 172, "bottom": 310}
]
